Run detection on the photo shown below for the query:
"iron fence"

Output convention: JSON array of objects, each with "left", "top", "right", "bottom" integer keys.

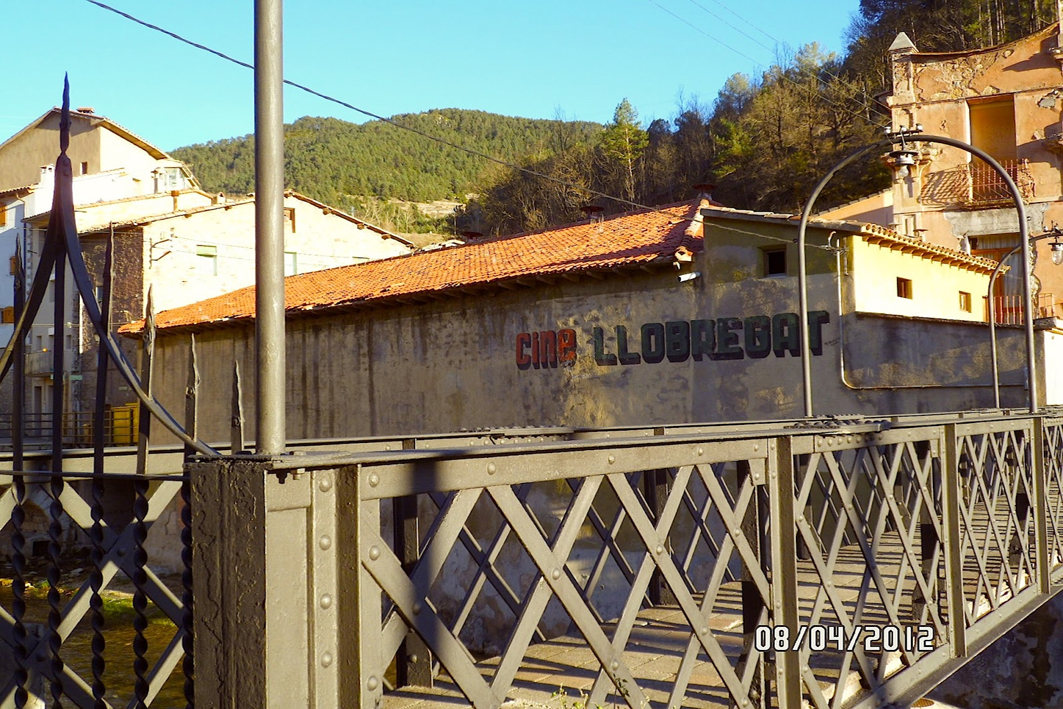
[
  {"left": 0, "top": 469, "right": 192, "bottom": 709},
  {"left": 190, "top": 411, "right": 1063, "bottom": 709},
  {"left": 0, "top": 410, "right": 139, "bottom": 450}
]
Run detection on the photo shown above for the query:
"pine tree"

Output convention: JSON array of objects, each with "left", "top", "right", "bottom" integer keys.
[{"left": 599, "top": 99, "right": 650, "bottom": 203}]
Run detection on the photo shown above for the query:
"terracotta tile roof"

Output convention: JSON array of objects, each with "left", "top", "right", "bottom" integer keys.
[{"left": 122, "top": 199, "right": 708, "bottom": 334}]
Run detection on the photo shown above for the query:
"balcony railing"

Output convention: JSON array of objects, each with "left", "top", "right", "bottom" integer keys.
[
  {"left": 983, "top": 293, "right": 1059, "bottom": 325},
  {"left": 0, "top": 407, "right": 139, "bottom": 448},
  {"left": 920, "top": 159, "right": 1035, "bottom": 208}
]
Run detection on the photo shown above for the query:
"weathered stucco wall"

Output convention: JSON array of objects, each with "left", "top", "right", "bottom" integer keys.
[
  {"left": 850, "top": 236, "right": 991, "bottom": 322},
  {"left": 137, "top": 196, "right": 411, "bottom": 314},
  {"left": 144, "top": 231, "right": 1036, "bottom": 445},
  {"left": 0, "top": 113, "right": 105, "bottom": 191}
]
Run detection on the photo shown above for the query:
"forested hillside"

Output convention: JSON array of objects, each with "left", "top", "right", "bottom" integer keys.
[
  {"left": 175, "top": 0, "right": 1062, "bottom": 237},
  {"left": 172, "top": 110, "right": 602, "bottom": 207}
]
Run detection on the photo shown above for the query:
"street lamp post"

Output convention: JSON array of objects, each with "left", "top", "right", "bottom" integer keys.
[
  {"left": 987, "top": 229, "right": 1063, "bottom": 408},
  {"left": 797, "top": 128, "right": 1038, "bottom": 415}
]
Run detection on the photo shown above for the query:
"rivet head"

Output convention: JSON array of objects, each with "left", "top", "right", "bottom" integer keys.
[
  {"left": 753, "top": 444, "right": 759, "bottom": 451},
  {"left": 552, "top": 568, "right": 561, "bottom": 580},
  {"left": 611, "top": 659, "right": 620, "bottom": 670},
  {"left": 410, "top": 654, "right": 420, "bottom": 664},
  {"left": 319, "top": 478, "right": 333, "bottom": 492},
  {"left": 320, "top": 594, "right": 333, "bottom": 609},
  {"left": 487, "top": 462, "right": 497, "bottom": 475},
  {"left": 697, "top": 447, "right": 704, "bottom": 456},
  {"left": 367, "top": 676, "right": 379, "bottom": 691},
  {"left": 368, "top": 545, "right": 380, "bottom": 560},
  {"left": 319, "top": 535, "right": 332, "bottom": 551},
  {"left": 368, "top": 473, "right": 380, "bottom": 487},
  {"left": 321, "top": 652, "right": 333, "bottom": 668},
  {"left": 655, "top": 545, "right": 664, "bottom": 555},
  {"left": 608, "top": 455, "right": 616, "bottom": 464},
  {"left": 412, "top": 601, "right": 422, "bottom": 615},
  {"left": 385, "top": 444, "right": 392, "bottom": 451},
  {"left": 701, "top": 626, "right": 709, "bottom": 635}
]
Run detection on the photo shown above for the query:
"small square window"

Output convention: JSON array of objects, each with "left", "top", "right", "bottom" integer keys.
[
  {"left": 959, "top": 291, "right": 972, "bottom": 312},
  {"left": 897, "top": 277, "right": 913, "bottom": 299},
  {"left": 1, "top": 306, "right": 14, "bottom": 324},
  {"left": 80, "top": 162, "right": 89, "bottom": 175},
  {"left": 762, "top": 248, "right": 787, "bottom": 277}
]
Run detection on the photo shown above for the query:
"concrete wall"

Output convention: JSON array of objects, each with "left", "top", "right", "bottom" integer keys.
[
  {"left": 97, "top": 127, "right": 167, "bottom": 184},
  {"left": 0, "top": 113, "right": 106, "bottom": 191},
  {"left": 143, "top": 227, "right": 1036, "bottom": 446},
  {"left": 137, "top": 195, "right": 411, "bottom": 313},
  {"left": 850, "top": 235, "right": 991, "bottom": 322}
]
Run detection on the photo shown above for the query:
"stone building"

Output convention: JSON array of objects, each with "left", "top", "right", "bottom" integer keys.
[
  {"left": 0, "top": 108, "right": 413, "bottom": 421},
  {"left": 120, "top": 198, "right": 1060, "bottom": 446},
  {"left": 825, "top": 22, "right": 1063, "bottom": 323}
]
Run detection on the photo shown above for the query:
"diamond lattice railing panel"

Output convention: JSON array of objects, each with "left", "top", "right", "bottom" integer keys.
[
  {"left": 361, "top": 442, "right": 775, "bottom": 709},
  {"left": 790, "top": 433, "right": 948, "bottom": 709},
  {"left": 1042, "top": 419, "right": 1063, "bottom": 575},
  {"left": 955, "top": 426, "right": 1036, "bottom": 623},
  {"left": 0, "top": 474, "right": 189, "bottom": 709}
]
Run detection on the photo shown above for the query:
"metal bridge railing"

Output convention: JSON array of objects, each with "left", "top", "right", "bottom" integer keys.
[
  {"left": 190, "top": 412, "right": 1063, "bottom": 709},
  {"left": 0, "top": 468, "right": 191, "bottom": 709}
]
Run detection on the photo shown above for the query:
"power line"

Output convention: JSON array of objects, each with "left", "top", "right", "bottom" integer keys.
[
  {"left": 83, "top": 0, "right": 652, "bottom": 214},
  {"left": 646, "top": 0, "right": 888, "bottom": 129},
  {"left": 682, "top": 0, "right": 886, "bottom": 123},
  {"left": 81, "top": 0, "right": 865, "bottom": 247}
]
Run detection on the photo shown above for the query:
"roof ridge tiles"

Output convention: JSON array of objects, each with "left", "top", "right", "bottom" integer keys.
[{"left": 121, "top": 197, "right": 707, "bottom": 334}]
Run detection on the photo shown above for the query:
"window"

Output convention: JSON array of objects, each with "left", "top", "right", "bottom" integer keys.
[
  {"left": 285, "top": 207, "right": 296, "bottom": 232},
  {"left": 284, "top": 251, "right": 298, "bottom": 276},
  {"left": 9, "top": 255, "right": 17, "bottom": 274},
  {"left": 80, "top": 161, "right": 89, "bottom": 175},
  {"left": 959, "top": 291, "right": 972, "bottom": 312},
  {"left": 968, "top": 96, "right": 1016, "bottom": 162},
  {"left": 762, "top": 247, "right": 787, "bottom": 277},
  {"left": 897, "top": 277, "right": 913, "bottom": 299},
  {"left": 0, "top": 207, "right": 6, "bottom": 227},
  {"left": 1, "top": 307, "right": 13, "bottom": 324},
  {"left": 196, "top": 244, "right": 218, "bottom": 276}
]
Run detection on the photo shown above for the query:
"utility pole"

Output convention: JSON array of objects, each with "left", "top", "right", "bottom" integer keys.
[{"left": 255, "top": 0, "right": 286, "bottom": 453}]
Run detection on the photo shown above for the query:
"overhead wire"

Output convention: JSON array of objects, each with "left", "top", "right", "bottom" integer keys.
[
  {"left": 83, "top": 0, "right": 653, "bottom": 215},
  {"left": 683, "top": 0, "right": 884, "bottom": 114},
  {"left": 81, "top": 0, "right": 843, "bottom": 250},
  {"left": 647, "top": 0, "right": 888, "bottom": 129}
]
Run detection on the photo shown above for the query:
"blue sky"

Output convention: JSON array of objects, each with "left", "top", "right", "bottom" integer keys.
[{"left": 7, "top": 0, "right": 862, "bottom": 152}]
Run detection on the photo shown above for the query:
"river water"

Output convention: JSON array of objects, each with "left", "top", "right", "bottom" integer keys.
[{"left": 0, "top": 584, "right": 186, "bottom": 707}]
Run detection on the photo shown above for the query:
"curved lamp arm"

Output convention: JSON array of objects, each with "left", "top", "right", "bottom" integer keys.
[{"left": 797, "top": 132, "right": 1036, "bottom": 416}]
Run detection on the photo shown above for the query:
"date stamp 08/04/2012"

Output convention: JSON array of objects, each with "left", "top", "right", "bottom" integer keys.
[{"left": 754, "top": 624, "right": 935, "bottom": 653}]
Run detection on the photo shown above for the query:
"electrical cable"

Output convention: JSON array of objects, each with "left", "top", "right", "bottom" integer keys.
[
  {"left": 83, "top": 0, "right": 655, "bottom": 214},
  {"left": 682, "top": 0, "right": 884, "bottom": 114},
  {"left": 646, "top": 0, "right": 888, "bottom": 129},
  {"left": 80, "top": 0, "right": 851, "bottom": 248}
]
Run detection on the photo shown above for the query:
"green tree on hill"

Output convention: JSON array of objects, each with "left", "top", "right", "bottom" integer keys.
[{"left": 599, "top": 98, "right": 649, "bottom": 203}]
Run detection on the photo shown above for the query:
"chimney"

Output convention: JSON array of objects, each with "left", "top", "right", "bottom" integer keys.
[
  {"left": 693, "top": 183, "right": 716, "bottom": 202},
  {"left": 76, "top": 106, "right": 95, "bottom": 114}
]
